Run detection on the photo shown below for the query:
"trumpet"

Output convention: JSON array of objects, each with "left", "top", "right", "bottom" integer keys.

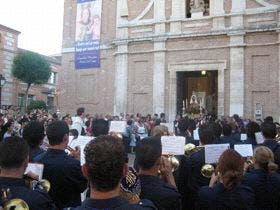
[
  {"left": 184, "top": 143, "right": 204, "bottom": 156},
  {"left": 23, "top": 174, "right": 51, "bottom": 193},
  {"left": 167, "top": 155, "right": 180, "bottom": 172},
  {"left": 1, "top": 188, "right": 29, "bottom": 210}
]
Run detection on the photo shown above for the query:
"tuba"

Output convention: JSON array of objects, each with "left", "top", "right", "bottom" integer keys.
[{"left": 1, "top": 188, "right": 29, "bottom": 210}]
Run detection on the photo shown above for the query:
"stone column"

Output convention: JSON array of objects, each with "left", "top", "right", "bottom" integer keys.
[
  {"left": 153, "top": 0, "right": 166, "bottom": 115},
  {"left": 114, "top": 0, "right": 129, "bottom": 115},
  {"left": 217, "top": 69, "right": 225, "bottom": 118},
  {"left": 170, "top": 0, "right": 186, "bottom": 33},
  {"left": 168, "top": 70, "right": 177, "bottom": 122},
  {"left": 231, "top": 0, "right": 246, "bottom": 29},
  {"left": 229, "top": 33, "right": 245, "bottom": 117},
  {"left": 210, "top": 0, "right": 225, "bottom": 29},
  {"left": 190, "top": 0, "right": 205, "bottom": 18},
  {"left": 153, "top": 39, "right": 166, "bottom": 115}
]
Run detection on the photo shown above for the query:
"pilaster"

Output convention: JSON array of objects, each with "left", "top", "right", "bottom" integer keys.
[
  {"left": 210, "top": 0, "right": 225, "bottom": 29},
  {"left": 114, "top": 0, "right": 129, "bottom": 115},
  {"left": 153, "top": 39, "right": 166, "bottom": 115},
  {"left": 229, "top": 33, "right": 245, "bottom": 116},
  {"left": 170, "top": 0, "right": 185, "bottom": 33}
]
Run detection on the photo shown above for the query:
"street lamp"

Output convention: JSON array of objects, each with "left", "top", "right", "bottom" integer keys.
[{"left": 0, "top": 75, "right": 6, "bottom": 110}]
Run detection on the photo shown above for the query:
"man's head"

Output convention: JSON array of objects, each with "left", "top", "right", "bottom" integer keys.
[
  {"left": 91, "top": 119, "right": 109, "bottom": 137},
  {"left": 0, "top": 136, "right": 29, "bottom": 170},
  {"left": 261, "top": 122, "right": 277, "bottom": 139},
  {"left": 23, "top": 121, "right": 45, "bottom": 149},
  {"left": 76, "top": 107, "right": 85, "bottom": 117},
  {"left": 83, "top": 135, "right": 127, "bottom": 192},
  {"left": 47, "top": 120, "right": 69, "bottom": 146},
  {"left": 199, "top": 125, "right": 215, "bottom": 145},
  {"left": 135, "top": 137, "right": 162, "bottom": 170}
]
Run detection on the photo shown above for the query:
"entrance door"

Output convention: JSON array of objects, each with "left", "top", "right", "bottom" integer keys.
[{"left": 176, "top": 70, "right": 218, "bottom": 116}]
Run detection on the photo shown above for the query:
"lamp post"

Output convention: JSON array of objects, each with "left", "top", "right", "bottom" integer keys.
[{"left": 0, "top": 75, "right": 6, "bottom": 110}]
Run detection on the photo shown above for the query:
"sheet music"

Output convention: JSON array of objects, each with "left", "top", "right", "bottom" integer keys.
[
  {"left": 193, "top": 128, "right": 200, "bottom": 141},
  {"left": 25, "top": 163, "right": 44, "bottom": 180},
  {"left": 160, "top": 123, "right": 174, "bottom": 134},
  {"left": 255, "top": 132, "right": 265, "bottom": 144},
  {"left": 109, "top": 121, "right": 127, "bottom": 133},
  {"left": 240, "top": 134, "right": 247, "bottom": 141},
  {"left": 234, "top": 144, "right": 253, "bottom": 157},
  {"left": 68, "top": 136, "right": 94, "bottom": 165},
  {"left": 205, "top": 144, "right": 230, "bottom": 164},
  {"left": 161, "top": 136, "right": 185, "bottom": 155}
]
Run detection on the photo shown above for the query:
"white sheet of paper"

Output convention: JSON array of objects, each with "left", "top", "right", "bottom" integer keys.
[
  {"left": 25, "top": 163, "right": 44, "bottom": 180},
  {"left": 193, "top": 128, "right": 200, "bottom": 141},
  {"left": 205, "top": 144, "right": 230, "bottom": 164},
  {"left": 234, "top": 144, "right": 253, "bottom": 157},
  {"left": 161, "top": 136, "right": 185, "bottom": 155},
  {"left": 255, "top": 132, "right": 264, "bottom": 144},
  {"left": 240, "top": 134, "right": 247, "bottom": 141},
  {"left": 160, "top": 123, "right": 174, "bottom": 134},
  {"left": 68, "top": 136, "right": 94, "bottom": 165},
  {"left": 109, "top": 121, "right": 127, "bottom": 133}
]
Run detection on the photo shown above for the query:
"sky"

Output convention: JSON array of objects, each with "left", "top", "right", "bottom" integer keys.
[{"left": 0, "top": 0, "right": 64, "bottom": 56}]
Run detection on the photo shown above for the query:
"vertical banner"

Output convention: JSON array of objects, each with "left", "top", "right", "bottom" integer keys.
[{"left": 75, "top": 0, "right": 102, "bottom": 69}]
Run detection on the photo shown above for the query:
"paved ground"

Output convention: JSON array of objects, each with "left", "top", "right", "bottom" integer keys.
[{"left": 128, "top": 153, "right": 135, "bottom": 167}]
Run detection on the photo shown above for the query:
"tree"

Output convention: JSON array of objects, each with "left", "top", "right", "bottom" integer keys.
[
  {"left": 12, "top": 51, "right": 51, "bottom": 112},
  {"left": 27, "top": 100, "right": 47, "bottom": 112}
]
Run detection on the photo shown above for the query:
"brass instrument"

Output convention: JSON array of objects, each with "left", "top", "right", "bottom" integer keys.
[
  {"left": 1, "top": 188, "right": 29, "bottom": 210},
  {"left": 201, "top": 164, "right": 215, "bottom": 178},
  {"left": 31, "top": 179, "right": 51, "bottom": 192},
  {"left": 167, "top": 155, "right": 180, "bottom": 172},
  {"left": 184, "top": 143, "right": 204, "bottom": 156},
  {"left": 184, "top": 143, "right": 215, "bottom": 178}
]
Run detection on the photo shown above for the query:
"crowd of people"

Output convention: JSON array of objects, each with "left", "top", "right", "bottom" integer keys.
[{"left": 0, "top": 107, "right": 279, "bottom": 210}]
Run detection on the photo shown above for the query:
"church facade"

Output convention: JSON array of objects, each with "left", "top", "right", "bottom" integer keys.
[{"left": 60, "top": 0, "right": 280, "bottom": 121}]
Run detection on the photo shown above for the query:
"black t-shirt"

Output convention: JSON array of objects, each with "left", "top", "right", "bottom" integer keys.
[{"left": 65, "top": 196, "right": 156, "bottom": 210}]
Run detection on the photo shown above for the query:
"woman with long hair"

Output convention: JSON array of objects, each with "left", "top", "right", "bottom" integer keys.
[
  {"left": 242, "top": 146, "right": 280, "bottom": 210},
  {"left": 197, "top": 149, "right": 255, "bottom": 210}
]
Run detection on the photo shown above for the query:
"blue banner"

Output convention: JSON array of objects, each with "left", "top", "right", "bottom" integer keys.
[{"left": 75, "top": 0, "right": 102, "bottom": 69}]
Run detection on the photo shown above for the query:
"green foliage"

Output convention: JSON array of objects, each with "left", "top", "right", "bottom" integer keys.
[
  {"left": 12, "top": 51, "right": 51, "bottom": 85},
  {"left": 27, "top": 100, "right": 47, "bottom": 112}
]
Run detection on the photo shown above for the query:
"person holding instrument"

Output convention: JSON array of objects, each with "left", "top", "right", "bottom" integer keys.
[
  {"left": 135, "top": 137, "right": 181, "bottom": 210},
  {"left": 67, "top": 135, "right": 156, "bottom": 210},
  {"left": 34, "top": 120, "right": 87, "bottom": 209},
  {"left": 197, "top": 149, "right": 255, "bottom": 210},
  {"left": 0, "top": 136, "right": 56, "bottom": 210},
  {"left": 242, "top": 146, "right": 280, "bottom": 210}
]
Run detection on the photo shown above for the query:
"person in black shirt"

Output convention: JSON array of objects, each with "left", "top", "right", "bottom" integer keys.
[
  {"left": 67, "top": 135, "right": 156, "bottom": 210},
  {"left": 22, "top": 120, "right": 45, "bottom": 161},
  {"left": 260, "top": 122, "right": 280, "bottom": 171},
  {"left": 197, "top": 149, "right": 255, "bottom": 210},
  {"left": 135, "top": 137, "right": 181, "bottom": 210},
  {"left": 243, "top": 146, "right": 280, "bottom": 210},
  {"left": 0, "top": 136, "right": 56, "bottom": 210},
  {"left": 34, "top": 120, "right": 87, "bottom": 209}
]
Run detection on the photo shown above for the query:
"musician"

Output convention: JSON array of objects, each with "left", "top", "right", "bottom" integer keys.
[
  {"left": 242, "top": 146, "right": 280, "bottom": 210},
  {"left": 67, "top": 135, "right": 156, "bottom": 210},
  {"left": 34, "top": 120, "right": 87, "bottom": 209},
  {"left": 91, "top": 118, "right": 109, "bottom": 137},
  {"left": 71, "top": 107, "right": 86, "bottom": 135},
  {"left": 197, "top": 149, "right": 255, "bottom": 210},
  {"left": 178, "top": 125, "right": 214, "bottom": 210},
  {"left": 135, "top": 137, "right": 181, "bottom": 210},
  {"left": 0, "top": 136, "right": 56, "bottom": 210},
  {"left": 22, "top": 120, "right": 45, "bottom": 161},
  {"left": 261, "top": 122, "right": 280, "bottom": 171}
]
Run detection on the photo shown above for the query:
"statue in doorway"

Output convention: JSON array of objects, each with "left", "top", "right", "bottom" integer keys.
[
  {"left": 188, "top": 92, "right": 200, "bottom": 114},
  {"left": 190, "top": 0, "right": 205, "bottom": 10}
]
